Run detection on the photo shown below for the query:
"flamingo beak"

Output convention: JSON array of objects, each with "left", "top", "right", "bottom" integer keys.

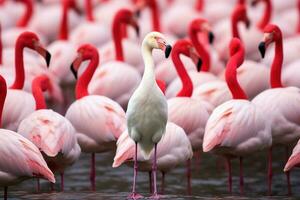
[
  {"left": 258, "top": 33, "right": 273, "bottom": 58},
  {"left": 208, "top": 31, "right": 214, "bottom": 44},
  {"left": 165, "top": 45, "right": 172, "bottom": 58},
  {"left": 197, "top": 59, "right": 202, "bottom": 72},
  {"left": 70, "top": 54, "right": 82, "bottom": 79},
  {"left": 245, "top": 18, "right": 251, "bottom": 29},
  {"left": 34, "top": 41, "right": 51, "bottom": 67},
  {"left": 258, "top": 42, "right": 266, "bottom": 58}
]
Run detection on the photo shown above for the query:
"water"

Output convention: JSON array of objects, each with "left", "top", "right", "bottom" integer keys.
[{"left": 6, "top": 148, "right": 300, "bottom": 199}]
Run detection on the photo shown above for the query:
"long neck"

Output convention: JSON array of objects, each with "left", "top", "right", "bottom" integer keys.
[
  {"left": 76, "top": 55, "right": 99, "bottom": 99},
  {"left": 32, "top": 80, "right": 47, "bottom": 110},
  {"left": 0, "top": 25, "right": 2, "bottom": 65},
  {"left": 195, "top": 0, "right": 204, "bottom": 12},
  {"left": 59, "top": 1, "right": 69, "bottom": 40},
  {"left": 141, "top": 43, "right": 155, "bottom": 84},
  {"left": 190, "top": 30, "right": 210, "bottom": 71},
  {"left": 10, "top": 42, "right": 24, "bottom": 89},
  {"left": 231, "top": 15, "right": 241, "bottom": 39},
  {"left": 85, "top": 0, "right": 94, "bottom": 22},
  {"left": 0, "top": 77, "right": 7, "bottom": 128},
  {"left": 172, "top": 50, "right": 193, "bottom": 97},
  {"left": 270, "top": 38, "right": 283, "bottom": 88},
  {"left": 112, "top": 18, "right": 124, "bottom": 61},
  {"left": 257, "top": 0, "right": 271, "bottom": 30},
  {"left": 17, "top": 0, "right": 33, "bottom": 27},
  {"left": 225, "top": 49, "right": 248, "bottom": 99},
  {"left": 149, "top": 0, "right": 160, "bottom": 32}
]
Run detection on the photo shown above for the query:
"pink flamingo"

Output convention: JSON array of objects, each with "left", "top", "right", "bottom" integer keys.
[
  {"left": 252, "top": 24, "right": 300, "bottom": 195},
  {"left": 0, "top": 74, "right": 55, "bottom": 200},
  {"left": 113, "top": 122, "right": 193, "bottom": 194},
  {"left": 284, "top": 139, "right": 300, "bottom": 172},
  {"left": 88, "top": 9, "right": 141, "bottom": 108},
  {"left": 18, "top": 75, "right": 81, "bottom": 191},
  {"left": 203, "top": 38, "right": 272, "bottom": 194},
  {"left": 65, "top": 44, "right": 126, "bottom": 191},
  {"left": 165, "top": 19, "right": 220, "bottom": 98},
  {"left": 167, "top": 39, "right": 213, "bottom": 194}
]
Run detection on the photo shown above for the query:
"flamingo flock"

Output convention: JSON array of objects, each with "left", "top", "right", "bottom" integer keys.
[{"left": 0, "top": 0, "right": 300, "bottom": 199}]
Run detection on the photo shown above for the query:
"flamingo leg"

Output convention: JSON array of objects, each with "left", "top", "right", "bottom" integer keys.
[
  {"left": 285, "top": 146, "right": 292, "bottom": 195},
  {"left": 128, "top": 142, "right": 143, "bottom": 199},
  {"left": 226, "top": 157, "right": 232, "bottom": 194},
  {"left": 90, "top": 153, "right": 96, "bottom": 191},
  {"left": 267, "top": 147, "right": 272, "bottom": 196},
  {"left": 50, "top": 183, "right": 54, "bottom": 191},
  {"left": 3, "top": 187, "right": 7, "bottom": 200},
  {"left": 36, "top": 178, "right": 40, "bottom": 192},
  {"left": 149, "top": 171, "right": 153, "bottom": 193},
  {"left": 194, "top": 150, "right": 201, "bottom": 173},
  {"left": 239, "top": 157, "right": 244, "bottom": 195},
  {"left": 60, "top": 172, "right": 64, "bottom": 192},
  {"left": 150, "top": 144, "right": 160, "bottom": 199},
  {"left": 186, "top": 159, "right": 192, "bottom": 195},
  {"left": 161, "top": 172, "right": 165, "bottom": 195}
]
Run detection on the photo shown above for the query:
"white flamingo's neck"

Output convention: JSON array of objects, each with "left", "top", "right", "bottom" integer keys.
[{"left": 141, "top": 43, "right": 155, "bottom": 84}]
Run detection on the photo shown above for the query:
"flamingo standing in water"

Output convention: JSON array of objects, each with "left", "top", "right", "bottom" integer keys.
[
  {"left": 65, "top": 44, "right": 126, "bottom": 191},
  {"left": 18, "top": 75, "right": 81, "bottom": 191},
  {"left": 252, "top": 24, "right": 300, "bottom": 195},
  {"left": 126, "top": 32, "right": 171, "bottom": 199},
  {"left": 203, "top": 38, "right": 272, "bottom": 194},
  {"left": 0, "top": 74, "right": 55, "bottom": 200}
]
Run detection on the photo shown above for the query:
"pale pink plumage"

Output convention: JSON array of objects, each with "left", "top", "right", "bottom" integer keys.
[{"left": 284, "top": 139, "right": 300, "bottom": 172}]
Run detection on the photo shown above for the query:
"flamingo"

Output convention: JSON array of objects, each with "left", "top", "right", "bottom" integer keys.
[
  {"left": 65, "top": 44, "right": 126, "bottom": 191},
  {"left": 0, "top": 74, "right": 55, "bottom": 200},
  {"left": 284, "top": 139, "right": 300, "bottom": 172},
  {"left": 252, "top": 24, "right": 300, "bottom": 195},
  {"left": 203, "top": 38, "right": 272, "bottom": 194},
  {"left": 126, "top": 32, "right": 171, "bottom": 199},
  {"left": 17, "top": 75, "right": 81, "bottom": 191},
  {"left": 88, "top": 9, "right": 141, "bottom": 108},
  {"left": 113, "top": 122, "right": 193, "bottom": 194},
  {"left": 166, "top": 39, "right": 213, "bottom": 194}
]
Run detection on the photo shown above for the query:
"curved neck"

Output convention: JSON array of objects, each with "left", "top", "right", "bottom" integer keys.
[
  {"left": 190, "top": 30, "right": 210, "bottom": 71},
  {"left": 59, "top": 1, "right": 70, "bottom": 40},
  {"left": 0, "top": 76, "right": 6, "bottom": 128},
  {"left": 17, "top": 0, "right": 33, "bottom": 27},
  {"left": 85, "top": 0, "right": 94, "bottom": 22},
  {"left": 149, "top": 0, "right": 160, "bottom": 32},
  {"left": 32, "top": 78, "right": 49, "bottom": 110},
  {"left": 76, "top": 54, "right": 99, "bottom": 99},
  {"left": 231, "top": 15, "right": 241, "bottom": 39},
  {"left": 172, "top": 50, "right": 193, "bottom": 97},
  {"left": 195, "top": 0, "right": 204, "bottom": 12},
  {"left": 257, "top": 0, "right": 272, "bottom": 30},
  {"left": 112, "top": 18, "right": 125, "bottom": 61},
  {"left": 0, "top": 25, "right": 2, "bottom": 65},
  {"left": 225, "top": 48, "right": 248, "bottom": 99},
  {"left": 141, "top": 43, "right": 155, "bottom": 84},
  {"left": 10, "top": 42, "right": 25, "bottom": 89},
  {"left": 270, "top": 38, "right": 283, "bottom": 88}
]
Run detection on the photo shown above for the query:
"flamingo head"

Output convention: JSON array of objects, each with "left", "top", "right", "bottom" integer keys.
[
  {"left": 17, "top": 32, "right": 51, "bottom": 67},
  {"left": 258, "top": 24, "right": 282, "bottom": 58},
  {"left": 143, "top": 32, "right": 172, "bottom": 58},
  {"left": 115, "top": 9, "right": 140, "bottom": 37},
  {"left": 189, "top": 18, "right": 214, "bottom": 44},
  {"left": 70, "top": 44, "right": 99, "bottom": 79},
  {"left": 232, "top": 4, "right": 250, "bottom": 29},
  {"left": 173, "top": 39, "right": 202, "bottom": 72}
]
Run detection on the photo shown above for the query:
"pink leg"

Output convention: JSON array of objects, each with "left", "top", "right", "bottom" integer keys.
[
  {"left": 150, "top": 144, "right": 160, "bottom": 199},
  {"left": 267, "top": 147, "right": 272, "bottom": 196},
  {"left": 149, "top": 171, "right": 153, "bottom": 193},
  {"left": 60, "top": 172, "right": 64, "bottom": 192},
  {"left": 239, "top": 157, "right": 244, "bottom": 195},
  {"left": 285, "top": 146, "right": 292, "bottom": 195},
  {"left": 186, "top": 159, "right": 192, "bottom": 195},
  {"left": 226, "top": 157, "right": 232, "bottom": 194},
  {"left": 128, "top": 142, "right": 143, "bottom": 199},
  {"left": 3, "top": 187, "right": 7, "bottom": 200},
  {"left": 194, "top": 150, "right": 201, "bottom": 173},
  {"left": 160, "top": 172, "right": 165, "bottom": 195},
  {"left": 36, "top": 178, "right": 40, "bottom": 192},
  {"left": 90, "top": 153, "right": 96, "bottom": 191},
  {"left": 50, "top": 183, "right": 54, "bottom": 191}
]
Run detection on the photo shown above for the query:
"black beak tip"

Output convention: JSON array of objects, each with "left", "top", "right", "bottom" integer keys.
[
  {"left": 135, "top": 26, "right": 140, "bottom": 37},
  {"left": 165, "top": 45, "right": 172, "bottom": 58},
  {"left": 197, "top": 59, "right": 202, "bottom": 72},
  {"left": 246, "top": 21, "right": 251, "bottom": 29},
  {"left": 258, "top": 42, "right": 266, "bottom": 58},
  {"left": 70, "top": 64, "right": 78, "bottom": 79},
  {"left": 251, "top": 0, "right": 257, "bottom": 6},
  {"left": 135, "top": 10, "right": 141, "bottom": 18},
  {"left": 208, "top": 32, "right": 214, "bottom": 44},
  {"left": 45, "top": 51, "right": 51, "bottom": 67}
]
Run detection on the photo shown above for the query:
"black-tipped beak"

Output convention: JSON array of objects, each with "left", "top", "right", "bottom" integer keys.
[
  {"left": 45, "top": 51, "right": 51, "bottom": 67},
  {"left": 245, "top": 20, "right": 251, "bottom": 29},
  {"left": 165, "top": 45, "right": 172, "bottom": 58},
  {"left": 208, "top": 32, "right": 214, "bottom": 44},
  {"left": 197, "top": 59, "right": 202, "bottom": 72},
  {"left": 135, "top": 26, "right": 140, "bottom": 37},
  {"left": 258, "top": 42, "right": 266, "bottom": 58},
  {"left": 70, "top": 64, "right": 78, "bottom": 79},
  {"left": 135, "top": 9, "right": 141, "bottom": 18}
]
